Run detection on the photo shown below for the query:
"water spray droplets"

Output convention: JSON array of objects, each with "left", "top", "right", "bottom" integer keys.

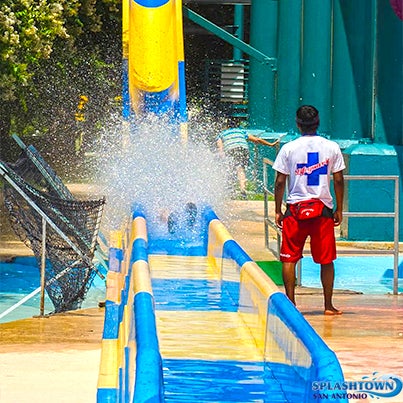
[{"left": 94, "top": 113, "right": 230, "bottom": 232}]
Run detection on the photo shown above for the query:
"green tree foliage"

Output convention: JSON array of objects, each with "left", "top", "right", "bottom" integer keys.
[
  {"left": 0, "top": 0, "right": 78, "bottom": 101},
  {"left": 0, "top": 0, "right": 121, "bottom": 169}
]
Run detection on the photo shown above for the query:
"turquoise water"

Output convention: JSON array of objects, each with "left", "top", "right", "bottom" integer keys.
[
  {"left": 300, "top": 256, "right": 403, "bottom": 294},
  {"left": 0, "top": 256, "right": 106, "bottom": 324}
]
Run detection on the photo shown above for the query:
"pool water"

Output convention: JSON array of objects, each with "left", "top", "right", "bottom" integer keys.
[
  {"left": 300, "top": 256, "right": 403, "bottom": 294},
  {"left": 0, "top": 256, "right": 106, "bottom": 324}
]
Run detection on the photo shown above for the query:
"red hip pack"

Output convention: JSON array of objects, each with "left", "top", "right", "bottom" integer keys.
[{"left": 289, "top": 199, "right": 325, "bottom": 220}]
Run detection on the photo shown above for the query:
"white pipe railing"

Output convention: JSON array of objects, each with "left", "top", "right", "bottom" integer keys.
[
  {"left": 0, "top": 162, "right": 105, "bottom": 321},
  {"left": 263, "top": 157, "right": 401, "bottom": 294},
  {"left": 0, "top": 260, "right": 81, "bottom": 320}
]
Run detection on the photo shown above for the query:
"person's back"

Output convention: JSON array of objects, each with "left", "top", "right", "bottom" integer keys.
[
  {"left": 272, "top": 105, "right": 345, "bottom": 315},
  {"left": 273, "top": 134, "right": 345, "bottom": 208},
  {"left": 217, "top": 128, "right": 249, "bottom": 152}
]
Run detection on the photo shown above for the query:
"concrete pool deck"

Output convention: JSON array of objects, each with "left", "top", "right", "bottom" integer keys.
[{"left": 0, "top": 200, "right": 402, "bottom": 402}]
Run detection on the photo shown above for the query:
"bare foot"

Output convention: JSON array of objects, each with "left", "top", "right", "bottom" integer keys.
[{"left": 324, "top": 308, "right": 343, "bottom": 316}]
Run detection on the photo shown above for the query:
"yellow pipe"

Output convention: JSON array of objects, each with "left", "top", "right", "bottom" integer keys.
[
  {"left": 97, "top": 339, "right": 119, "bottom": 389},
  {"left": 207, "top": 219, "right": 233, "bottom": 254},
  {"left": 110, "top": 230, "right": 123, "bottom": 249},
  {"left": 241, "top": 262, "right": 279, "bottom": 299},
  {"left": 131, "top": 216, "right": 148, "bottom": 243},
  {"left": 122, "top": 0, "right": 129, "bottom": 59},
  {"left": 129, "top": 0, "right": 176, "bottom": 93},
  {"left": 133, "top": 260, "right": 153, "bottom": 295}
]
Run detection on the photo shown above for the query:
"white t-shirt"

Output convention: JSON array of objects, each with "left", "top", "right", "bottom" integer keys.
[{"left": 272, "top": 135, "right": 345, "bottom": 208}]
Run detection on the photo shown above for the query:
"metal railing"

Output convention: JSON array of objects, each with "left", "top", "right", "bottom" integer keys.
[
  {"left": 0, "top": 161, "right": 105, "bottom": 321},
  {"left": 263, "top": 157, "right": 401, "bottom": 295}
]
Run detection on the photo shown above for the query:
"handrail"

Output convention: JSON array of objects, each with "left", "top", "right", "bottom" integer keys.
[
  {"left": 0, "top": 161, "right": 104, "bottom": 279},
  {"left": 183, "top": 7, "right": 276, "bottom": 66},
  {"left": 11, "top": 134, "right": 108, "bottom": 272},
  {"left": 0, "top": 257, "right": 87, "bottom": 320},
  {"left": 0, "top": 161, "right": 105, "bottom": 320},
  {"left": 263, "top": 157, "right": 401, "bottom": 295}
]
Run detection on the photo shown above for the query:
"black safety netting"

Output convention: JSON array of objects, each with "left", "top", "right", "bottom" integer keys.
[
  {"left": 12, "top": 144, "right": 76, "bottom": 201},
  {"left": 2, "top": 148, "right": 105, "bottom": 313}
]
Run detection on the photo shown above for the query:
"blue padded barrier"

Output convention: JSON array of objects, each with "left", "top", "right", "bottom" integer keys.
[
  {"left": 268, "top": 292, "right": 346, "bottom": 403},
  {"left": 109, "top": 248, "right": 123, "bottom": 272},
  {"left": 222, "top": 239, "right": 253, "bottom": 268},
  {"left": 132, "top": 292, "right": 164, "bottom": 402},
  {"left": 97, "top": 388, "right": 118, "bottom": 403},
  {"left": 102, "top": 301, "right": 120, "bottom": 340},
  {"left": 132, "top": 238, "right": 148, "bottom": 263}
]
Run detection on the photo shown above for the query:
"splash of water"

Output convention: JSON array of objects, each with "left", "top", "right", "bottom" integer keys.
[{"left": 93, "top": 112, "right": 230, "bottom": 234}]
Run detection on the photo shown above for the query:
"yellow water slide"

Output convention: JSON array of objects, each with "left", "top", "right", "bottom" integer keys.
[{"left": 122, "top": 0, "right": 187, "bottom": 132}]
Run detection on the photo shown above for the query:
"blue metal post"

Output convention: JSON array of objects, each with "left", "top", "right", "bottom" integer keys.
[
  {"left": 374, "top": 0, "right": 403, "bottom": 145},
  {"left": 300, "top": 0, "right": 332, "bottom": 135},
  {"left": 276, "top": 0, "right": 302, "bottom": 132},
  {"left": 248, "top": 0, "right": 278, "bottom": 129},
  {"left": 332, "top": 0, "right": 373, "bottom": 140},
  {"left": 233, "top": 5, "right": 244, "bottom": 61}
]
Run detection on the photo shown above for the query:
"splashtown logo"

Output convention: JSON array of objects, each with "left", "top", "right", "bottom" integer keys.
[{"left": 312, "top": 373, "right": 403, "bottom": 400}]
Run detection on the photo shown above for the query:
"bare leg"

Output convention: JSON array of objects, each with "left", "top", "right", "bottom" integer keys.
[
  {"left": 237, "top": 167, "right": 247, "bottom": 194},
  {"left": 321, "top": 262, "right": 342, "bottom": 315},
  {"left": 282, "top": 262, "right": 296, "bottom": 305}
]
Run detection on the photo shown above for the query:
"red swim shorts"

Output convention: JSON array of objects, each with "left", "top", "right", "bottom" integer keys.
[{"left": 280, "top": 215, "right": 336, "bottom": 264}]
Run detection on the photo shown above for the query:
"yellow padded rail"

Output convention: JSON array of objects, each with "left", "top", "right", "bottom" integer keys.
[
  {"left": 133, "top": 260, "right": 153, "bottom": 296},
  {"left": 207, "top": 218, "right": 233, "bottom": 271},
  {"left": 131, "top": 216, "right": 148, "bottom": 244},
  {"left": 97, "top": 339, "right": 120, "bottom": 389}
]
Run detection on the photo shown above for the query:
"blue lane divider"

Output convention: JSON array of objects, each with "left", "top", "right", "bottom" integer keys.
[
  {"left": 133, "top": 292, "right": 164, "bottom": 402},
  {"left": 222, "top": 239, "right": 252, "bottom": 267},
  {"left": 268, "top": 292, "right": 346, "bottom": 403}
]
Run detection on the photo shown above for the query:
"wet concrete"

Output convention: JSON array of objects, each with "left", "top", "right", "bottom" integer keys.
[
  {"left": 0, "top": 308, "right": 104, "bottom": 403},
  {"left": 0, "top": 308, "right": 104, "bottom": 351},
  {"left": 227, "top": 201, "right": 403, "bottom": 403},
  {"left": 299, "top": 293, "right": 403, "bottom": 403}
]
